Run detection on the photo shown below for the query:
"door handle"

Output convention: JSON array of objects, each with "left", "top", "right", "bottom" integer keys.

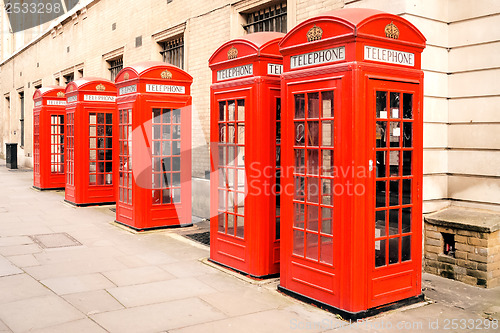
[{"left": 369, "top": 159, "right": 374, "bottom": 172}]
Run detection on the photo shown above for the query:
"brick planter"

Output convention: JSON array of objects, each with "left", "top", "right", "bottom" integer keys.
[{"left": 424, "top": 208, "right": 500, "bottom": 288}]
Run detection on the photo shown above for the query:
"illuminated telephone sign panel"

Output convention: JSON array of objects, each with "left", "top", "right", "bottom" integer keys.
[
  {"left": 114, "top": 62, "right": 193, "bottom": 231},
  {"left": 278, "top": 9, "right": 426, "bottom": 318},
  {"left": 64, "top": 78, "right": 117, "bottom": 206},
  {"left": 33, "top": 86, "right": 66, "bottom": 190},
  {"left": 209, "top": 32, "right": 284, "bottom": 278}
]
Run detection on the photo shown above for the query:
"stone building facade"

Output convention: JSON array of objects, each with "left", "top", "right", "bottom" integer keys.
[{"left": 0, "top": 0, "right": 499, "bottom": 218}]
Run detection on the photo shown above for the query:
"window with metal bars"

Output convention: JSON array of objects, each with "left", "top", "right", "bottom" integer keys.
[
  {"left": 160, "top": 36, "right": 184, "bottom": 69},
  {"left": 108, "top": 57, "right": 123, "bottom": 81},
  {"left": 244, "top": 2, "right": 287, "bottom": 34},
  {"left": 63, "top": 73, "right": 74, "bottom": 85}
]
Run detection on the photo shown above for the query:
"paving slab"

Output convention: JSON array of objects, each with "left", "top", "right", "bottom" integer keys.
[
  {"left": 161, "top": 259, "right": 217, "bottom": 278},
  {"left": 0, "top": 225, "right": 55, "bottom": 238},
  {"left": 0, "top": 319, "right": 10, "bottom": 332},
  {"left": 199, "top": 289, "right": 291, "bottom": 317},
  {"left": 24, "top": 257, "right": 128, "bottom": 280},
  {"left": 103, "top": 265, "right": 175, "bottom": 286},
  {"left": 91, "top": 297, "right": 226, "bottom": 333},
  {"left": 29, "top": 319, "right": 108, "bottom": 333},
  {"left": 33, "top": 246, "right": 124, "bottom": 265},
  {"left": 0, "top": 274, "right": 52, "bottom": 305},
  {"left": 194, "top": 272, "right": 249, "bottom": 292},
  {"left": 6, "top": 254, "right": 40, "bottom": 268},
  {"left": 171, "top": 305, "right": 344, "bottom": 333},
  {"left": 0, "top": 244, "right": 42, "bottom": 256},
  {"left": 0, "top": 295, "right": 84, "bottom": 332},
  {"left": 41, "top": 273, "right": 116, "bottom": 295},
  {"left": 0, "top": 257, "right": 22, "bottom": 277},
  {"left": 63, "top": 290, "right": 125, "bottom": 315},
  {"left": 0, "top": 236, "right": 33, "bottom": 247},
  {"left": 106, "top": 277, "right": 217, "bottom": 308},
  {"left": 114, "top": 255, "right": 151, "bottom": 268},
  {"left": 135, "top": 251, "right": 180, "bottom": 265}
]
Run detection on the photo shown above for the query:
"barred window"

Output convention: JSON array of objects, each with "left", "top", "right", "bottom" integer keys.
[
  {"left": 108, "top": 57, "right": 123, "bottom": 81},
  {"left": 160, "top": 36, "right": 184, "bottom": 69},
  {"left": 244, "top": 2, "right": 287, "bottom": 34},
  {"left": 64, "top": 73, "right": 74, "bottom": 85}
]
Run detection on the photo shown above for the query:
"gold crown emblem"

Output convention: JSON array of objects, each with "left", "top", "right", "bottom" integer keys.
[
  {"left": 385, "top": 22, "right": 399, "bottom": 39},
  {"left": 161, "top": 70, "right": 172, "bottom": 79},
  {"left": 68, "top": 86, "right": 74, "bottom": 92},
  {"left": 307, "top": 25, "right": 323, "bottom": 42},
  {"left": 96, "top": 84, "right": 106, "bottom": 91},
  {"left": 124, "top": 73, "right": 130, "bottom": 80},
  {"left": 227, "top": 46, "right": 238, "bottom": 60},
  {"left": 57, "top": 91, "right": 65, "bottom": 98}
]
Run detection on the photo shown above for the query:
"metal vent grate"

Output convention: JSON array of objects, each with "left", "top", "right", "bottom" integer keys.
[
  {"left": 184, "top": 231, "right": 210, "bottom": 246},
  {"left": 30, "top": 233, "right": 82, "bottom": 249}
]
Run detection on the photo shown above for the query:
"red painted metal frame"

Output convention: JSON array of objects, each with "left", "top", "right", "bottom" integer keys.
[
  {"left": 114, "top": 61, "right": 193, "bottom": 230},
  {"left": 33, "top": 86, "right": 66, "bottom": 190},
  {"left": 64, "top": 78, "right": 117, "bottom": 206},
  {"left": 209, "top": 32, "right": 284, "bottom": 278},
  {"left": 278, "top": 8, "right": 426, "bottom": 315}
]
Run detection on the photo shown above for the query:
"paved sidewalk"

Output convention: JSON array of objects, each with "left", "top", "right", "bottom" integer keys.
[{"left": 0, "top": 161, "right": 498, "bottom": 333}]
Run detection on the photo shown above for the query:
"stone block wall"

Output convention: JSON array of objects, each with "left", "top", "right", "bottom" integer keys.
[{"left": 424, "top": 208, "right": 500, "bottom": 288}]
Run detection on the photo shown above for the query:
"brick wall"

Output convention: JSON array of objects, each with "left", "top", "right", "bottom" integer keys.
[{"left": 424, "top": 223, "right": 500, "bottom": 288}]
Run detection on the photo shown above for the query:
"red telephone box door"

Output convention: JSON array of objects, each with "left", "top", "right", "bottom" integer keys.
[
  {"left": 281, "top": 77, "right": 343, "bottom": 304},
  {"left": 367, "top": 79, "right": 422, "bottom": 308},
  {"left": 213, "top": 89, "right": 251, "bottom": 263}
]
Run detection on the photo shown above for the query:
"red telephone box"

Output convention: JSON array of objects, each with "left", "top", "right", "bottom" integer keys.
[
  {"left": 114, "top": 62, "right": 193, "bottom": 230},
  {"left": 33, "top": 86, "right": 66, "bottom": 190},
  {"left": 64, "top": 78, "right": 117, "bottom": 206},
  {"left": 278, "top": 9, "right": 426, "bottom": 318},
  {"left": 209, "top": 32, "right": 284, "bottom": 278}
]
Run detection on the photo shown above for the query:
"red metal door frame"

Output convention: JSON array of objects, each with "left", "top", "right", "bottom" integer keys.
[
  {"left": 115, "top": 102, "right": 135, "bottom": 226},
  {"left": 210, "top": 87, "right": 253, "bottom": 273},
  {"left": 280, "top": 75, "right": 344, "bottom": 306},
  {"left": 366, "top": 78, "right": 423, "bottom": 308},
  {"left": 146, "top": 99, "right": 192, "bottom": 227}
]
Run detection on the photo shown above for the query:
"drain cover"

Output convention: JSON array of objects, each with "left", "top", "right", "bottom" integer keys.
[
  {"left": 185, "top": 231, "right": 210, "bottom": 246},
  {"left": 30, "top": 233, "right": 82, "bottom": 249}
]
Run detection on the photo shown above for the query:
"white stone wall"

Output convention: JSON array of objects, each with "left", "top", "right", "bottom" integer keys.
[{"left": 447, "top": 1, "right": 500, "bottom": 212}]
